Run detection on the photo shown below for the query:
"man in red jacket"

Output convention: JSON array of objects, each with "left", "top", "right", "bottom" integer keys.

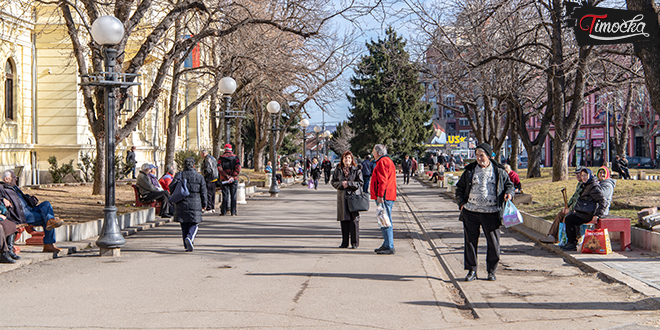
[{"left": 370, "top": 144, "right": 397, "bottom": 255}]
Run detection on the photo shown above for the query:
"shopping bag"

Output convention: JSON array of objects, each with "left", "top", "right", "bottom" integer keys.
[
  {"left": 580, "top": 228, "right": 613, "bottom": 254},
  {"left": 169, "top": 178, "right": 189, "bottom": 204},
  {"left": 502, "top": 200, "right": 523, "bottom": 228},
  {"left": 308, "top": 180, "right": 314, "bottom": 189},
  {"left": 557, "top": 222, "right": 568, "bottom": 247},
  {"left": 377, "top": 205, "right": 391, "bottom": 228}
]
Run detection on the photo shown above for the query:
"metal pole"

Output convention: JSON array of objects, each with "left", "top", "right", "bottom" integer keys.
[
  {"left": 225, "top": 95, "right": 231, "bottom": 145},
  {"left": 269, "top": 114, "right": 280, "bottom": 196},
  {"left": 302, "top": 129, "right": 308, "bottom": 185},
  {"left": 606, "top": 102, "right": 610, "bottom": 164},
  {"left": 316, "top": 133, "right": 320, "bottom": 160},
  {"left": 96, "top": 47, "right": 126, "bottom": 255}
]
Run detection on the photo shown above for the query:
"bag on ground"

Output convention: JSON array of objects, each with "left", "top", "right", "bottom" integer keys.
[
  {"left": 169, "top": 178, "right": 189, "bottom": 204},
  {"left": 580, "top": 228, "right": 613, "bottom": 254},
  {"left": 558, "top": 222, "right": 568, "bottom": 246},
  {"left": 502, "top": 200, "right": 523, "bottom": 228},
  {"left": 377, "top": 205, "right": 391, "bottom": 228}
]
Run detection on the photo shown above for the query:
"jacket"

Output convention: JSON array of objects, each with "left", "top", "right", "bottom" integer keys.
[
  {"left": 218, "top": 151, "right": 241, "bottom": 181},
  {"left": 169, "top": 165, "right": 207, "bottom": 224},
  {"left": 0, "top": 184, "right": 26, "bottom": 225},
  {"left": 361, "top": 159, "right": 375, "bottom": 177},
  {"left": 159, "top": 173, "right": 173, "bottom": 193},
  {"left": 572, "top": 171, "right": 608, "bottom": 220},
  {"left": 455, "top": 160, "right": 515, "bottom": 218},
  {"left": 321, "top": 160, "right": 332, "bottom": 172},
  {"left": 370, "top": 155, "right": 397, "bottom": 201},
  {"left": 331, "top": 164, "right": 364, "bottom": 221},
  {"left": 599, "top": 178, "right": 616, "bottom": 215},
  {"left": 203, "top": 154, "right": 218, "bottom": 181},
  {"left": 401, "top": 158, "right": 412, "bottom": 173},
  {"left": 136, "top": 171, "right": 161, "bottom": 198},
  {"left": 310, "top": 163, "right": 321, "bottom": 180}
]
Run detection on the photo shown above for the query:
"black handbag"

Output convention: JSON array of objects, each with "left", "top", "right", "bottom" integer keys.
[
  {"left": 347, "top": 192, "right": 370, "bottom": 212},
  {"left": 574, "top": 199, "right": 596, "bottom": 215},
  {"left": 27, "top": 195, "right": 39, "bottom": 208}
]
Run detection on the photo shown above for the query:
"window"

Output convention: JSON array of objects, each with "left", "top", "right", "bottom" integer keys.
[
  {"left": 459, "top": 118, "right": 469, "bottom": 127},
  {"left": 5, "top": 60, "right": 14, "bottom": 121}
]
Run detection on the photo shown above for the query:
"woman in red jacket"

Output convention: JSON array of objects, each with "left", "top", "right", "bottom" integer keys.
[{"left": 370, "top": 144, "right": 397, "bottom": 255}]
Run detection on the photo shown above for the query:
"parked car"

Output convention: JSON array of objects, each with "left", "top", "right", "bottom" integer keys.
[
  {"left": 626, "top": 156, "right": 654, "bottom": 169},
  {"left": 518, "top": 156, "right": 528, "bottom": 169}
]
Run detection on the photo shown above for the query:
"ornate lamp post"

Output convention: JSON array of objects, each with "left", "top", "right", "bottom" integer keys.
[
  {"left": 218, "top": 77, "right": 238, "bottom": 145},
  {"left": 299, "top": 118, "right": 310, "bottom": 185},
  {"left": 267, "top": 101, "right": 282, "bottom": 196},
  {"left": 323, "top": 130, "right": 331, "bottom": 157},
  {"left": 313, "top": 125, "right": 321, "bottom": 159},
  {"left": 82, "top": 16, "right": 140, "bottom": 256}
]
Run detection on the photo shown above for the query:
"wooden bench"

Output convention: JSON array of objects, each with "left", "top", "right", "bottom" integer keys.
[
  {"left": 131, "top": 185, "right": 162, "bottom": 214},
  {"left": 587, "top": 216, "right": 631, "bottom": 251}
]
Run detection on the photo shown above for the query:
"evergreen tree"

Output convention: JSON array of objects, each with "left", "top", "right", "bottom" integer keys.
[{"left": 348, "top": 27, "right": 432, "bottom": 157}]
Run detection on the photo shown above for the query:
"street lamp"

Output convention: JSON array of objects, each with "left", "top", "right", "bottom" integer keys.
[
  {"left": 82, "top": 16, "right": 140, "bottom": 256},
  {"left": 267, "top": 101, "right": 282, "bottom": 196},
  {"left": 314, "top": 125, "right": 321, "bottom": 159},
  {"left": 468, "top": 137, "right": 474, "bottom": 159},
  {"left": 323, "top": 130, "right": 331, "bottom": 157},
  {"left": 300, "top": 118, "right": 310, "bottom": 185},
  {"left": 218, "top": 77, "right": 237, "bottom": 145}
]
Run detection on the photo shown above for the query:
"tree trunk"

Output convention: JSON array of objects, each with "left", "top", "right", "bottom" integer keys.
[
  {"left": 254, "top": 148, "right": 265, "bottom": 172},
  {"left": 627, "top": 0, "right": 660, "bottom": 119},
  {"left": 210, "top": 92, "right": 222, "bottom": 158},
  {"left": 92, "top": 139, "right": 105, "bottom": 195},
  {"left": 552, "top": 138, "right": 571, "bottom": 181}
]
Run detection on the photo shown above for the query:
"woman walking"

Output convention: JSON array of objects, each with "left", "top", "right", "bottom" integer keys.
[
  {"left": 310, "top": 157, "right": 321, "bottom": 190},
  {"left": 169, "top": 157, "right": 207, "bottom": 252},
  {"left": 331, "top": 151, "right": 364, "bottom": 249}
]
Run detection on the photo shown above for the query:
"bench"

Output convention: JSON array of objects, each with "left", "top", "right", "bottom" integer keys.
[
  {"left": 131, "top": 185, "right": 162, "bottom": 215},
  {"left": 587, "top": 216, "right": 631, "bottom": 251}
]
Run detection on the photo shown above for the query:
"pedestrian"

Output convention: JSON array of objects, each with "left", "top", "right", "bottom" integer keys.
[
  {"left": 126, "top": 146, "right": 136, "bottom": 179},
  {"left": 361, "top": 154, "right": 375, "bottom": 194},
  {"left": 322, "top": 156, "right": 333, "bottom": 184},
  {"left": 618, "top": 155, "right": 631, "bottom": 180},
  {"left": 218, "top": 144, "right": 241, "bottom": 216},
  {"left": 597, "top": 166, "right": 616, "bottom": 215},
  {"left": 561, "top": 167, "right": 607, "bottom": 251},
  {"left": 401, "top": 154, "right": 412, "bottom": 185},
  {"left": 411, "top": 157, "right": 418, "bottom": 177},
  {"left": 310, "top": 157, "right": 321, "bottom": 190},
  {"left": 448, "top": 156, "right": 456, "bottom": 172},
  {"left": 455, "top": 143, "right": 514, "bottom": 281},
  {"left": 370, "top": 144, "right": 397, "bottom": 255},
  {"left": 169, "top": 157, "right": 207, "bottom": 252},
  {"left": 540, "top": 169, "right": 585, "bottom": 243},
  {"left": 200, "top": 150, "right": 218, "bottom": 213},
  {"left": 159, "top": 165, "right": 176, "bottom": 193},
  {"left": 331, "top": 151, "right": 364, "bottom": 249}
]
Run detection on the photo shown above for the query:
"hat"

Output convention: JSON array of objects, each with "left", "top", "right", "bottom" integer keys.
[
  {"left": 224, "top": 143, "right": 232, "bottom": 151},
  {"left": 149, "top": 164, "right": 157, "bottom": 169},
  {"left": 475, "top": 143, "right": 493, "bottom": 158},
  {"left": 574, "top": 166, "right": 586, "bottom": 173}
]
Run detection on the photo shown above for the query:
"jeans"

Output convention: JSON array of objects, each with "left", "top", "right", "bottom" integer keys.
[
  {"left": 25, "top": 201, "right": 56, "bottom": 244},
  {"left": 363, "top": 176, "right": 371, "bottom": 194},
  {"left": 221, "top": 180, "right": 238, "bottom": 215},
  {"left": 378, "top": 200, "right": 394, "bottom": 249}
]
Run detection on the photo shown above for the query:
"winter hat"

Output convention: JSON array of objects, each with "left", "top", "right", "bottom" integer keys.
[
  {"left": 597, "top": 166, "right": 611, "bottom": 180},
  {"left": 224, "top": 143, "right": 232, "bottom": 151},
  {"left": 475, "top": 143, "right": 493, "bottom": 158}
]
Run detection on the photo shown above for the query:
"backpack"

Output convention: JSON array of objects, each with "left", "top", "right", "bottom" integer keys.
[{"left": 205, "top": 155, "right": 219, "bottom": 180}]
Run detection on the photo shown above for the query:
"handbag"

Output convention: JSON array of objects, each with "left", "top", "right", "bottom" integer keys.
[
  {"left": 574, "top": 199, "right": 597, "bottom": 215},
  {"left": 26, "top": 195, "right": 39, "bottom": 208},
  {"left": 169, "top": 176, "right": 189, "bottom": 204},
  {"left": 347, "top": 192, "right": 370, "bottom": 212},
  {"left": 308, "top": 180, "right": 314, "bottom": 189}
]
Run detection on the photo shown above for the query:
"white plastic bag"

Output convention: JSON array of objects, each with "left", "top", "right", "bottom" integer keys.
[
  {"left": 377, "top": 205, "right": 391, "bottom": 228},
  {"left": 502, "top": 200, "right": 523, "bottom": 228}
]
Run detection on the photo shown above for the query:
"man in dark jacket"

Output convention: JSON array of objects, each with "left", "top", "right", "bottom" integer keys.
[
  {"left": 361, "top": 155, "right": 375, "bottom": 194},
  {"left": 321, "top": 156, "right": 333, "bottom": 184},
  {"left": 126, "top": 146, "right": 136, "bottom": 179},
  {"left": 401, "top": 154, "right": 412, "bottom": 185},
  {"left": 200, "top": 150, "right": 218, "bottom": 212},
  {"left": 455, "top": 143, "right": 514, "bottom": 282},
  {"left": 218, "top": 144, "right": 241, "bottom": 216},
  {"left": 169, "top": 157, "right": 207, "bottom": 252}
]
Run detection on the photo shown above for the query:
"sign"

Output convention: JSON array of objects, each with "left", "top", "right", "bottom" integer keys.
[
  {"left": 566, "top": 3, "right": 660, "bottom": 46},
  {"left": 183, "top": 35, "right": 200, "bottom": 68},
  {"left": 577, "top": 129, "right": 586, "bottom": 139},
  {"left": 592, "top": 128, "right": 604, "bottom": 139},
  {"left": 593, "top": 139, "right": 603, "bottom": 147}
]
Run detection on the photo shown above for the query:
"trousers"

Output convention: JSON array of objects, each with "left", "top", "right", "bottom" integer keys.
[
  {"left": 340, "top": 219, "right": 360, "bottom": 247},
  {"left": 221, "top": 180, "right": 238, "bottom": 215},
  {"left": 461, "top": 208, "right": 501, "bottom": 273},
  {"left": 205, "top": 179, "right": 217, "bottom": 210}
]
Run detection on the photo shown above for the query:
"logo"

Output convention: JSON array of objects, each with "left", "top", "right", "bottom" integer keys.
[{"left": 566, "top": 2, "right": 659, "bottom": 46}]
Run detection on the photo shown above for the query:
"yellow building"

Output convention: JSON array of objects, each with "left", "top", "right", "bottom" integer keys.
[{"left": 1, "top": 3, "right": 213, "bottom": 185}]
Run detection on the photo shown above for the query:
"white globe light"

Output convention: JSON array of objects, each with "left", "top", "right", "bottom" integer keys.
[
  {"left": 266, "top": 101, "right": 280, "bottom": 114},
  {"left": 300, "top": 118, "right": 309, "bottom": 128},
  {"left": 313, "top": 125, "right": 321, "bottom": 133},
  {"left": 219, "top": 77, "right": 237, "bottom": 95},
  {"left": 91, "top": 16, "right": 125, "bottom": 45},
  {"left": 324, "top": 130, "right": 331, "bottom": 137}
]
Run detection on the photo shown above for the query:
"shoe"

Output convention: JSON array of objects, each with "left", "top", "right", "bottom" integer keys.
[
  {"left": 374, "top": 246, "right": 387, "bottom": 252},
  {"left": 231, "top": 214, "right": 237, "bottom": 216},
  {"left": 42, "top": 244, "right": 62, "bottom": 253},
  {"left": 540, "top": 235, "right": 557, "bottom": 243},
  {"left": 184, "top": 237, "right": 194, "bottom": 252},
  {"left": 6, "top": 234, "right": 20, "bottom": 260},
  {"left": 487, "top": 272, "right": 496, "bottom": 281},
  {"left": 338, "top": 244, "right": 348, "bottom": 248},
  {"left": 465, "top": 270, "right": 477, "bottom": 281},
  {"left": 376, "top": 248, "right": 395, "bottom": 255},
  {"left": 45, "top": 217, "right": 63, "bottom": 231},
  {"left": 160, "top": 214, "right": 172, "bottom": 219},
  {"left": 561, "top": 243, "right": 577, "bottom": 251},
  {"left": 350, "top": 244, "right": 359, "bottom": 249},
  {"left": 0, "top": 251, "right": 16, "bottom": 264}
]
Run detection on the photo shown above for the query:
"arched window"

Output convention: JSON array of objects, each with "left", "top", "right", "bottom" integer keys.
[{"left": 4, "top": 60, "right": 14, "bottom": 121}]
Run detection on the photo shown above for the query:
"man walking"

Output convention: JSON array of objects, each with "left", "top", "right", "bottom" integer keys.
[
  {"left": 218, "top": 144, "right": 241, "bottom": 216},
  {"left": 200, "top": 150, "right": 218, "bottom": 212},
  {"left": 126, "top": 146, "right": 136, "bottom": 179},
  {"left": 455, "top": 143, "right": 514, "bottom": 281},
  {"left": 321, "top": 156, "right": 333, "bottom": 184},
  {"left": 370, "top": 144, "right": 397, "bottom": 255},
  {"left": 401, "top": 154, "right": 412, "bottom": 185},
  {"left": 361, "top": 155, "right": 375, "bottom": 194}
]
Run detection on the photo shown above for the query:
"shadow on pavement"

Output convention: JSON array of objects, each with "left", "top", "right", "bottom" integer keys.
[
  {"left": 405, "top": 298, "right": 660, "bottom": 311},
  {"left": 245, "top": 271, "right": 449, "bottom": 283}
]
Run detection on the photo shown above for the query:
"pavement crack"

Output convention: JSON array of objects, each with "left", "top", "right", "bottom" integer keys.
[{"left": 293, "top": 274, "right": 311, "bottom": 303}]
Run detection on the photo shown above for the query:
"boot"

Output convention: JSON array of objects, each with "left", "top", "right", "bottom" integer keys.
[
  {"left": 0, "top": 251, "right": 16, "bottom": 263},
  {"left": 43, "top": 244, "right": 62, "bottom": 253},
  {"left": 6, "top": 234, "right": 20, "bottom": 260}
]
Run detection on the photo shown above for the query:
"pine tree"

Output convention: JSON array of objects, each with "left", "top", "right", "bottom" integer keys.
[{"left": 348, "top": 27, "right": 432, "bottom": 157}]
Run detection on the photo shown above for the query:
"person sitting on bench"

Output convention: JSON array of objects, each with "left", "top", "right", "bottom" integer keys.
[
  {"left": 0, "top": 202, "right": 19, "bottom": 263},
  {"left": 136, "top": 164, "right": 172, "bottom": 218},
  {"left": 0, "top": 170, "right": 63, "bottom": 252},
  {"left": 429, "top": 163, "right": 445, "bottom": 183}
]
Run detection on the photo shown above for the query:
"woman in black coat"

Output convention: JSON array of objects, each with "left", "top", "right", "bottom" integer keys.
[
  {"left": 310, "top": 157, "right": 321, "bottom": 190},
  {"left": 562, "top": 167, "right": 607, "bottom": 251},
  {"left": 169, "top": 157, "right": 207, "bottom": 252},
  {"left": 331, "top": 151, "right": 364, "bottom": 249}
]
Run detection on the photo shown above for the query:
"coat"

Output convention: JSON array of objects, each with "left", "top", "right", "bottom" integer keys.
[
  {"left": 401, "top": 158, "right": 412, "bottom": 173},
  {"left": 455, "top": 160, "right": 515, "bottom": 219},
  {"left": 310, "top": 163, "right": 321, "bottom": 180},
  {"left": 331, "top": 164, "right": 364, "bottom": 221},
  {"left": 169, "top": 168, "right": 207, "bottom": 224},
  {"left": 0, "top": 184, "right": 26, "bottom": 225},
  {"left": 571, "top": 171, "right": 608, "bottom": 220},
  {"left": 370, "top": 155, "right": 397, "bottom": 201}
]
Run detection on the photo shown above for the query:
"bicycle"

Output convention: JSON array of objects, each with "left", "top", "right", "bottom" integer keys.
[{"left": 237, "top": 173, "right": 250, "bottom": 185}]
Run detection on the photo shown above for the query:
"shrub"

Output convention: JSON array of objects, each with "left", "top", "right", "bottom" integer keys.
[
  {"left": 48, "top": 156, "right": 76, "bottom": 183},
  {"left": 175, "top": 150, "right": 201, "bottom": 170},
  {"left": 78, "top": 152, "right": 95, "bottom": 183}
]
